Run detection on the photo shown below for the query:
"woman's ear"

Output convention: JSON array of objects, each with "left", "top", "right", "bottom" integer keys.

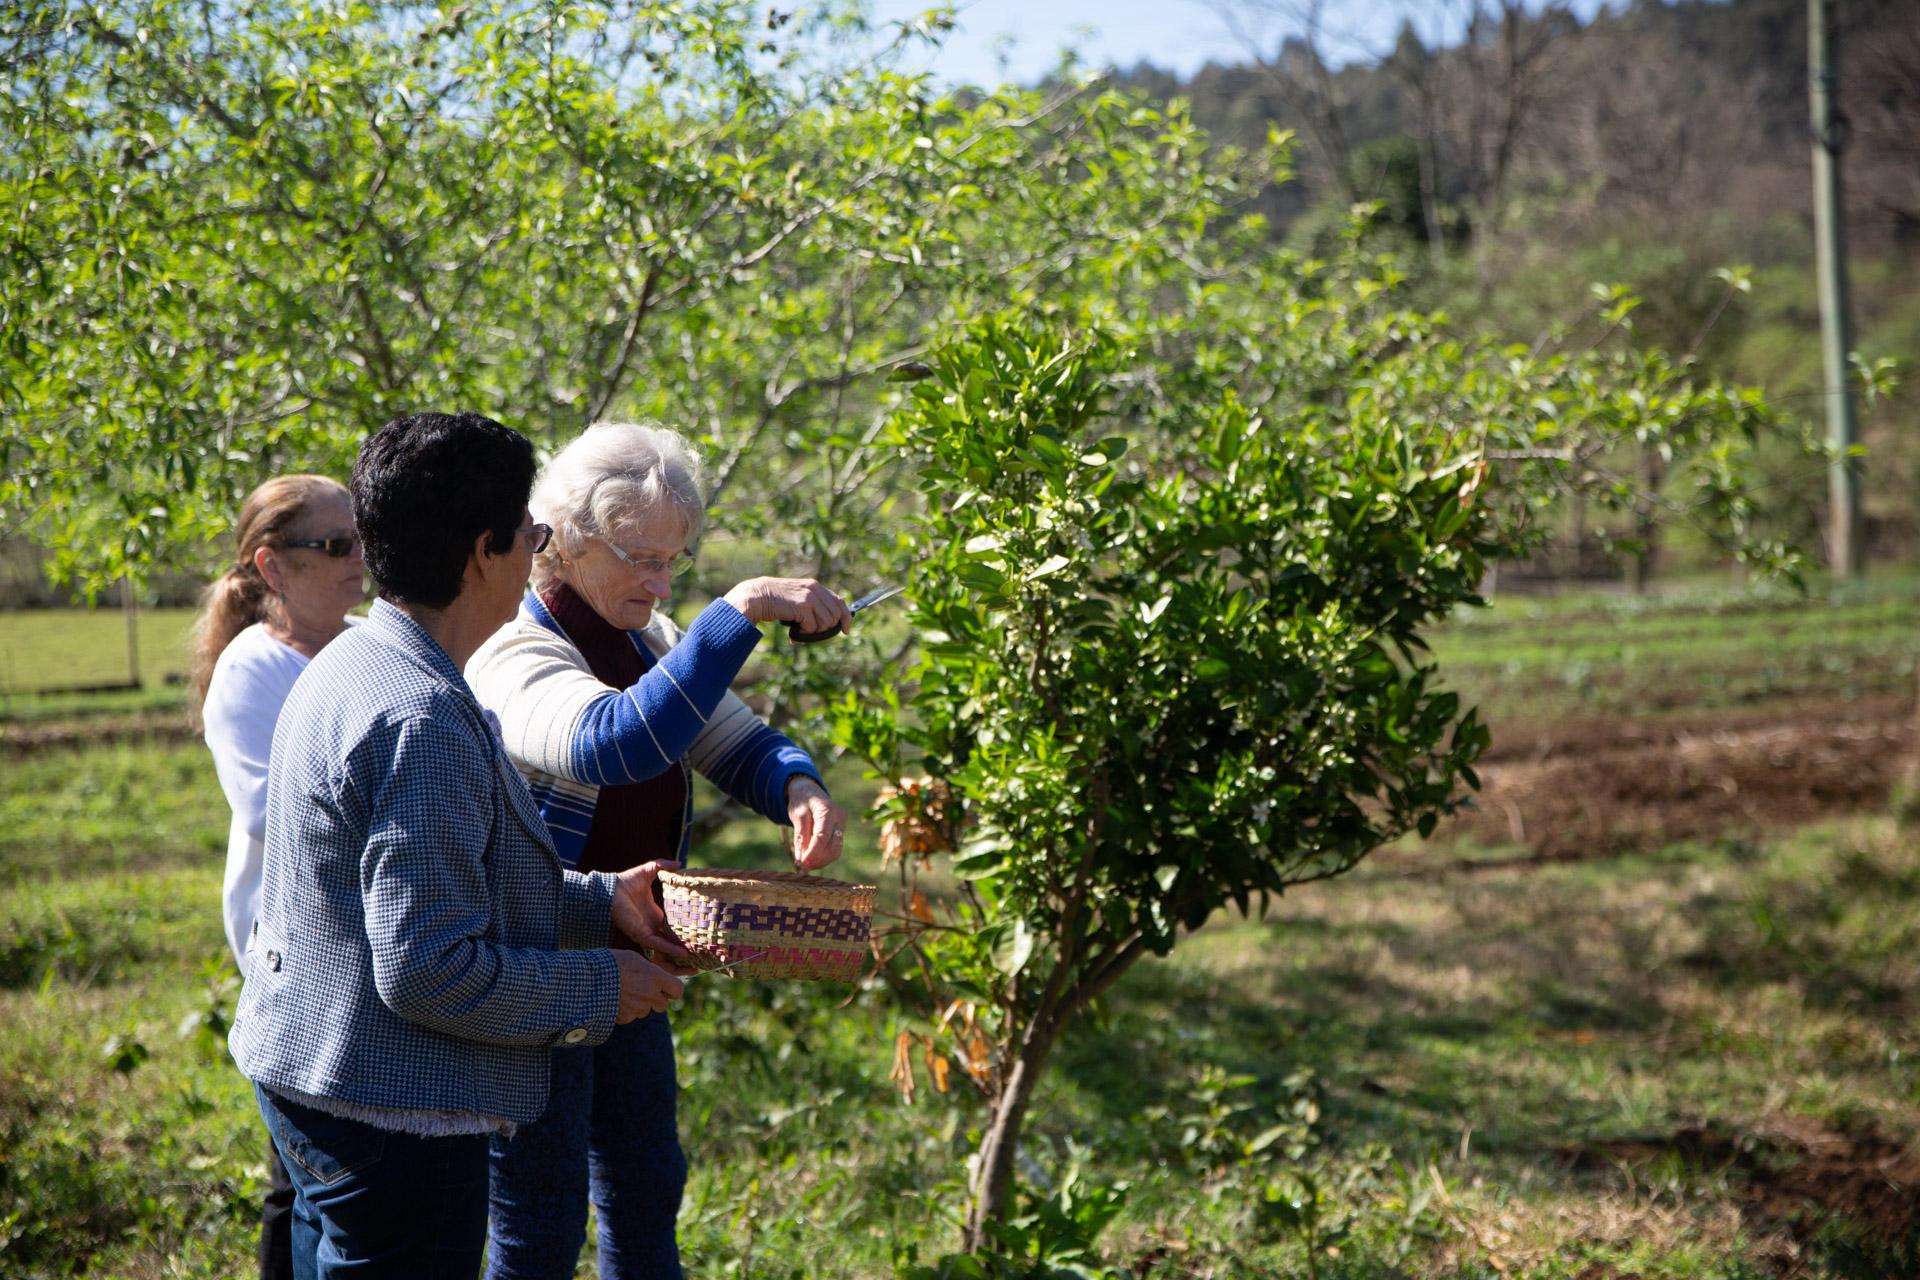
[
  {"left": 468, "top": 525, "right": 513, "bottom": 590},
  {"left": 253, "top": 544, "right": 286, "bottom": 595}
]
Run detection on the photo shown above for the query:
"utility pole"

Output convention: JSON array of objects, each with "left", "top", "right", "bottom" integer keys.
[
  {"left": 122, "top": 575, "right": 140, "bottom": 688},
  {"left": 1810, "top": 0, "right": 1863, "bottom": 578}
]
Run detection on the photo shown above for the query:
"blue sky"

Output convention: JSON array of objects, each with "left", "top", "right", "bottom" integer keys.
[{"left": 861, "top": 0, "right": 1615, "bottom": 89}]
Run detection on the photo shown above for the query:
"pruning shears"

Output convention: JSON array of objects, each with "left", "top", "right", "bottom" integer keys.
[{"left": 788, "top": 583, "right": 906, "bottom": 644}]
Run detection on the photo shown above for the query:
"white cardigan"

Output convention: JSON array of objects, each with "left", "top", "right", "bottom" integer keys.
[{"left": 202, "top": 624, "right": 311, "bottom": 973}]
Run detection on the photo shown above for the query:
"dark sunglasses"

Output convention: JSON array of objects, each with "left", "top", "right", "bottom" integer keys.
[
  {"left": 283, "top": 536, "right": 361, "bottom": 558},
  {"left": 516, "top": 523, "right": 554, "bottom": 554}
]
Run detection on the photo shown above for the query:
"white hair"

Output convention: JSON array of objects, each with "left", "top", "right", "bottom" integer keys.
[{"left": 530, "top": 422, "right": 705, "bottom": 585}]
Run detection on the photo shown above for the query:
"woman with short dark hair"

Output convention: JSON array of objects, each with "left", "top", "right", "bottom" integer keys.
[{"left": 229, "top": 411, "right": 692, "bottom": 1280}]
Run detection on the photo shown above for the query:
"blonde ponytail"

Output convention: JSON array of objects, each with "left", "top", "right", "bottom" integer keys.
[{"left": 189, "top": 474, "right": 347, "bottom": 725}]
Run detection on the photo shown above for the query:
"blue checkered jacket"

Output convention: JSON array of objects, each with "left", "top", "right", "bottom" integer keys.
[{"left": 228, "top": 600, "right": 623, "bottom": 1125}]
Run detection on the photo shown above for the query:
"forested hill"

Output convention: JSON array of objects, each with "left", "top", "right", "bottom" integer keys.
[
  {"left": 1097, "top": 0, "right": 1920, "bottom": 575},
  {"left": 1107, "top": 0, "right": 1919, "bottom": 265}
]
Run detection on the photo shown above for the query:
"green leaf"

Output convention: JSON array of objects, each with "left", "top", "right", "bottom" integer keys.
[
  {"left": 954, "top": 562, "right": 1008, "bottom": 592},
  {"left": 990, "top": 918, "right": 1035, "bottom": 976},
  {"left": 1028, "top": 554, "right": 1071, "bottom": 580},
  {"left": 1027, "top": 435, "right": 1069, "bottom": 466},
  {"left": 951, "top": 836, "right": 1008, "bottom": 879},
  {"left": 1246, "top": 1124, "right": 1293, "bottom": 1155}
]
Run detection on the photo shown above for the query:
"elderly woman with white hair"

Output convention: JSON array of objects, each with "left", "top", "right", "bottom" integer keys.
[{"left": 464, "top": 421, "right": 852, "bottom": 1280}]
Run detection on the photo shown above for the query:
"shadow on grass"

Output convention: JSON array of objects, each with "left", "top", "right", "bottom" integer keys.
[{"left": 1044, "top": 929, "right": 1663, "bottom": 1172}]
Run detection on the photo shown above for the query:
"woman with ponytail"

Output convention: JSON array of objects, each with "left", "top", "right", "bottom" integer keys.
[{"left": 192, "top": 473, "right": 365, "bottom": 1280}]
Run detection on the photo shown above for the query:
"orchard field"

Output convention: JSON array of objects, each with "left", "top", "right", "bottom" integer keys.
[
  {"left": 5, "top": 585, "right": 1920, "bottom": 1278},
  {"left": 12, "top": 0, "right": 1920, "bottom": 1272}
]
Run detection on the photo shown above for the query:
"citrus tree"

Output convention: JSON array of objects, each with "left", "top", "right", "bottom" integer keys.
[
  {"left": 832, "top": 285, "right": 1790, "bottom": 1261},
  {"left": 835, "top": 316, "right": 1490, "bottom": 1254}
]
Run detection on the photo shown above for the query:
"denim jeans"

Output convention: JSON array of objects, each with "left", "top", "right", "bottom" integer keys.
[
  {"left": 254, "top": 1083, "right": 492, "bottom": 1280},
  {"left": 260, "top": 1135, "right": 296, "bottom": 1280},
  {"left": 485, "top": 1012, "right": 686, "bottom": 1280}
]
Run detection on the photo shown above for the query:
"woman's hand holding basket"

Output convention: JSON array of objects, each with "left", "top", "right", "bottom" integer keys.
[{"left": 611, "top": 859, "right": 697, "bottom": 969}]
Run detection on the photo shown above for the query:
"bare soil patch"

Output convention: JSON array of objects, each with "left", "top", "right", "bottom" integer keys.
[
  {"left": 1567, "top": 1113, "right": 1920, "bottom": 1272},
  {"left": 1413, "top": 696, "right": 1916, "bottom": 866},
  {"left": 0, "top": 710, "right": 193, "bottom": 756}
]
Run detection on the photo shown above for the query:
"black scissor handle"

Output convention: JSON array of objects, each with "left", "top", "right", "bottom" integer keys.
[{"left": 787, "top": 621, "right": 845, "bottom": 644}]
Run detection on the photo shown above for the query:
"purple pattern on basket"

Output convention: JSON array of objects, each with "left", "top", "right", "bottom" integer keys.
[{"left": 665, "top": 900, "right": 871, "bottom": 944}]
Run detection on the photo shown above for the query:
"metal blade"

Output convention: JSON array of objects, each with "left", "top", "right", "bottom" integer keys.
[{"left": 849, "top": 583, "right": 905, "bottom": 613}]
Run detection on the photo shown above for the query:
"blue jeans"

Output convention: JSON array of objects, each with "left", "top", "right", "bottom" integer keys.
[
  {"left": 254, "top": 1083, "right": 491, "bottom": 1280},
  {"left": 485, "top": 1013, "right": 686, "bottom": 1280}
]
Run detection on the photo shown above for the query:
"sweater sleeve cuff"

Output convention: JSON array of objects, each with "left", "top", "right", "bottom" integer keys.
[
  {"left": 558, "top": 870, "right": 618, "bottom": 951},
  {"left": 681, "top": 597, "right": 763, "bottom": 668},
  {"left": 768, "top": 754, "right": 826, "bottom": 825}
]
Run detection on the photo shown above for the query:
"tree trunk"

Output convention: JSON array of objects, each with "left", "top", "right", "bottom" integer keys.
[
  {"left": 964, "top": 1012, "right": 1062, "bottom": 1249},
  {"left": 121, "top": 575, "right": 140, "bottom": 688},
  {"left": 1627, "top": 445, "right": 1664, "bottom": 594},
  {"left": 1896, "top": 656, "right": 1920, "bottom": 824},
  {"left": 1567, "top": 494, "right": 1586, "bottom": 580},
  {"left": 1417, "top": 109, "right": 1445, "bottom": 262}
]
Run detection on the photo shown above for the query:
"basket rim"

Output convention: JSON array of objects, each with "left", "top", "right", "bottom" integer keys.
[{"left": 659, "top": 867, "right": 875, "bottom": 896}]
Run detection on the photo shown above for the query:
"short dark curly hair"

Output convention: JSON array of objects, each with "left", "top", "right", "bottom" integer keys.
[{"left": 351, "top": 411, "right": 537, "bottom": 608}]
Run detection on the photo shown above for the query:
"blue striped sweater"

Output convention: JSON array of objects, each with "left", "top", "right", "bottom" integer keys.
[{"left": 465, "top": 592, "right": 823, "bottom": 869}]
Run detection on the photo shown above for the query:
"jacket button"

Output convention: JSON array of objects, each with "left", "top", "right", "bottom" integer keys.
[
  {"left": 265, "top": 949, "right": 281, "bottom": 972},
  {"left": 563, "top": 1027, "right": 587, "bottom": 1045}
]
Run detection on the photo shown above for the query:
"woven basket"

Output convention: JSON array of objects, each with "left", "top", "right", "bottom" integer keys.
[{"left": 659, "top": 868, "right": 875, "bottom": 982}]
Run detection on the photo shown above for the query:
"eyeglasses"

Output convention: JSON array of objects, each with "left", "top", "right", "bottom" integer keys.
[
  {"left": 283, "top": 536, "right": 361, "bottom": 558},
  {"left": 600, "top": 538, "right": 694, "bottom": 579},
  {"left": 517, "top": 523, "right": 555, "bottom": 554}
]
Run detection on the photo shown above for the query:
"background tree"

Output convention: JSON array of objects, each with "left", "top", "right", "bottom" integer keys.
[
  {"left": 0, "top": 0, "right": 1277, "bottom": 595},
  {"left": 1, "top": 0, "right": 1286, "bottom": 769},
  {"left": 1205, "top": 0, "right": 1359, "bottom": 204}
]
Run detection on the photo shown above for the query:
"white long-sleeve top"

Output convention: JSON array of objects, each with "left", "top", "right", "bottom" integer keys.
[{"left": 202, "top": 623, "right": 312, "bottom": 974}]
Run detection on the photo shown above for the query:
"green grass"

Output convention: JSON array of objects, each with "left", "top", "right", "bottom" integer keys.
[
  {"left": 4, "top": 736, "right": 1919, "bottom": 1277},
  {"left": 0, "top": 608, "right": 199, "bottom": 698},
  {"left": 4, "top": 587, "right": 1918, "bottom": 1276},
  {"left": 0, "top": 738, "right": 228, "bottom": 882},
  {"left": 7, "top": 574, "right": 1903, "bottom": 735},
  {"left": 16, "top": 570, "right": 1906, "bottom": 732},
  {"left": 1428, "top": 578, "right": 1920, "bottom": 724}
]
